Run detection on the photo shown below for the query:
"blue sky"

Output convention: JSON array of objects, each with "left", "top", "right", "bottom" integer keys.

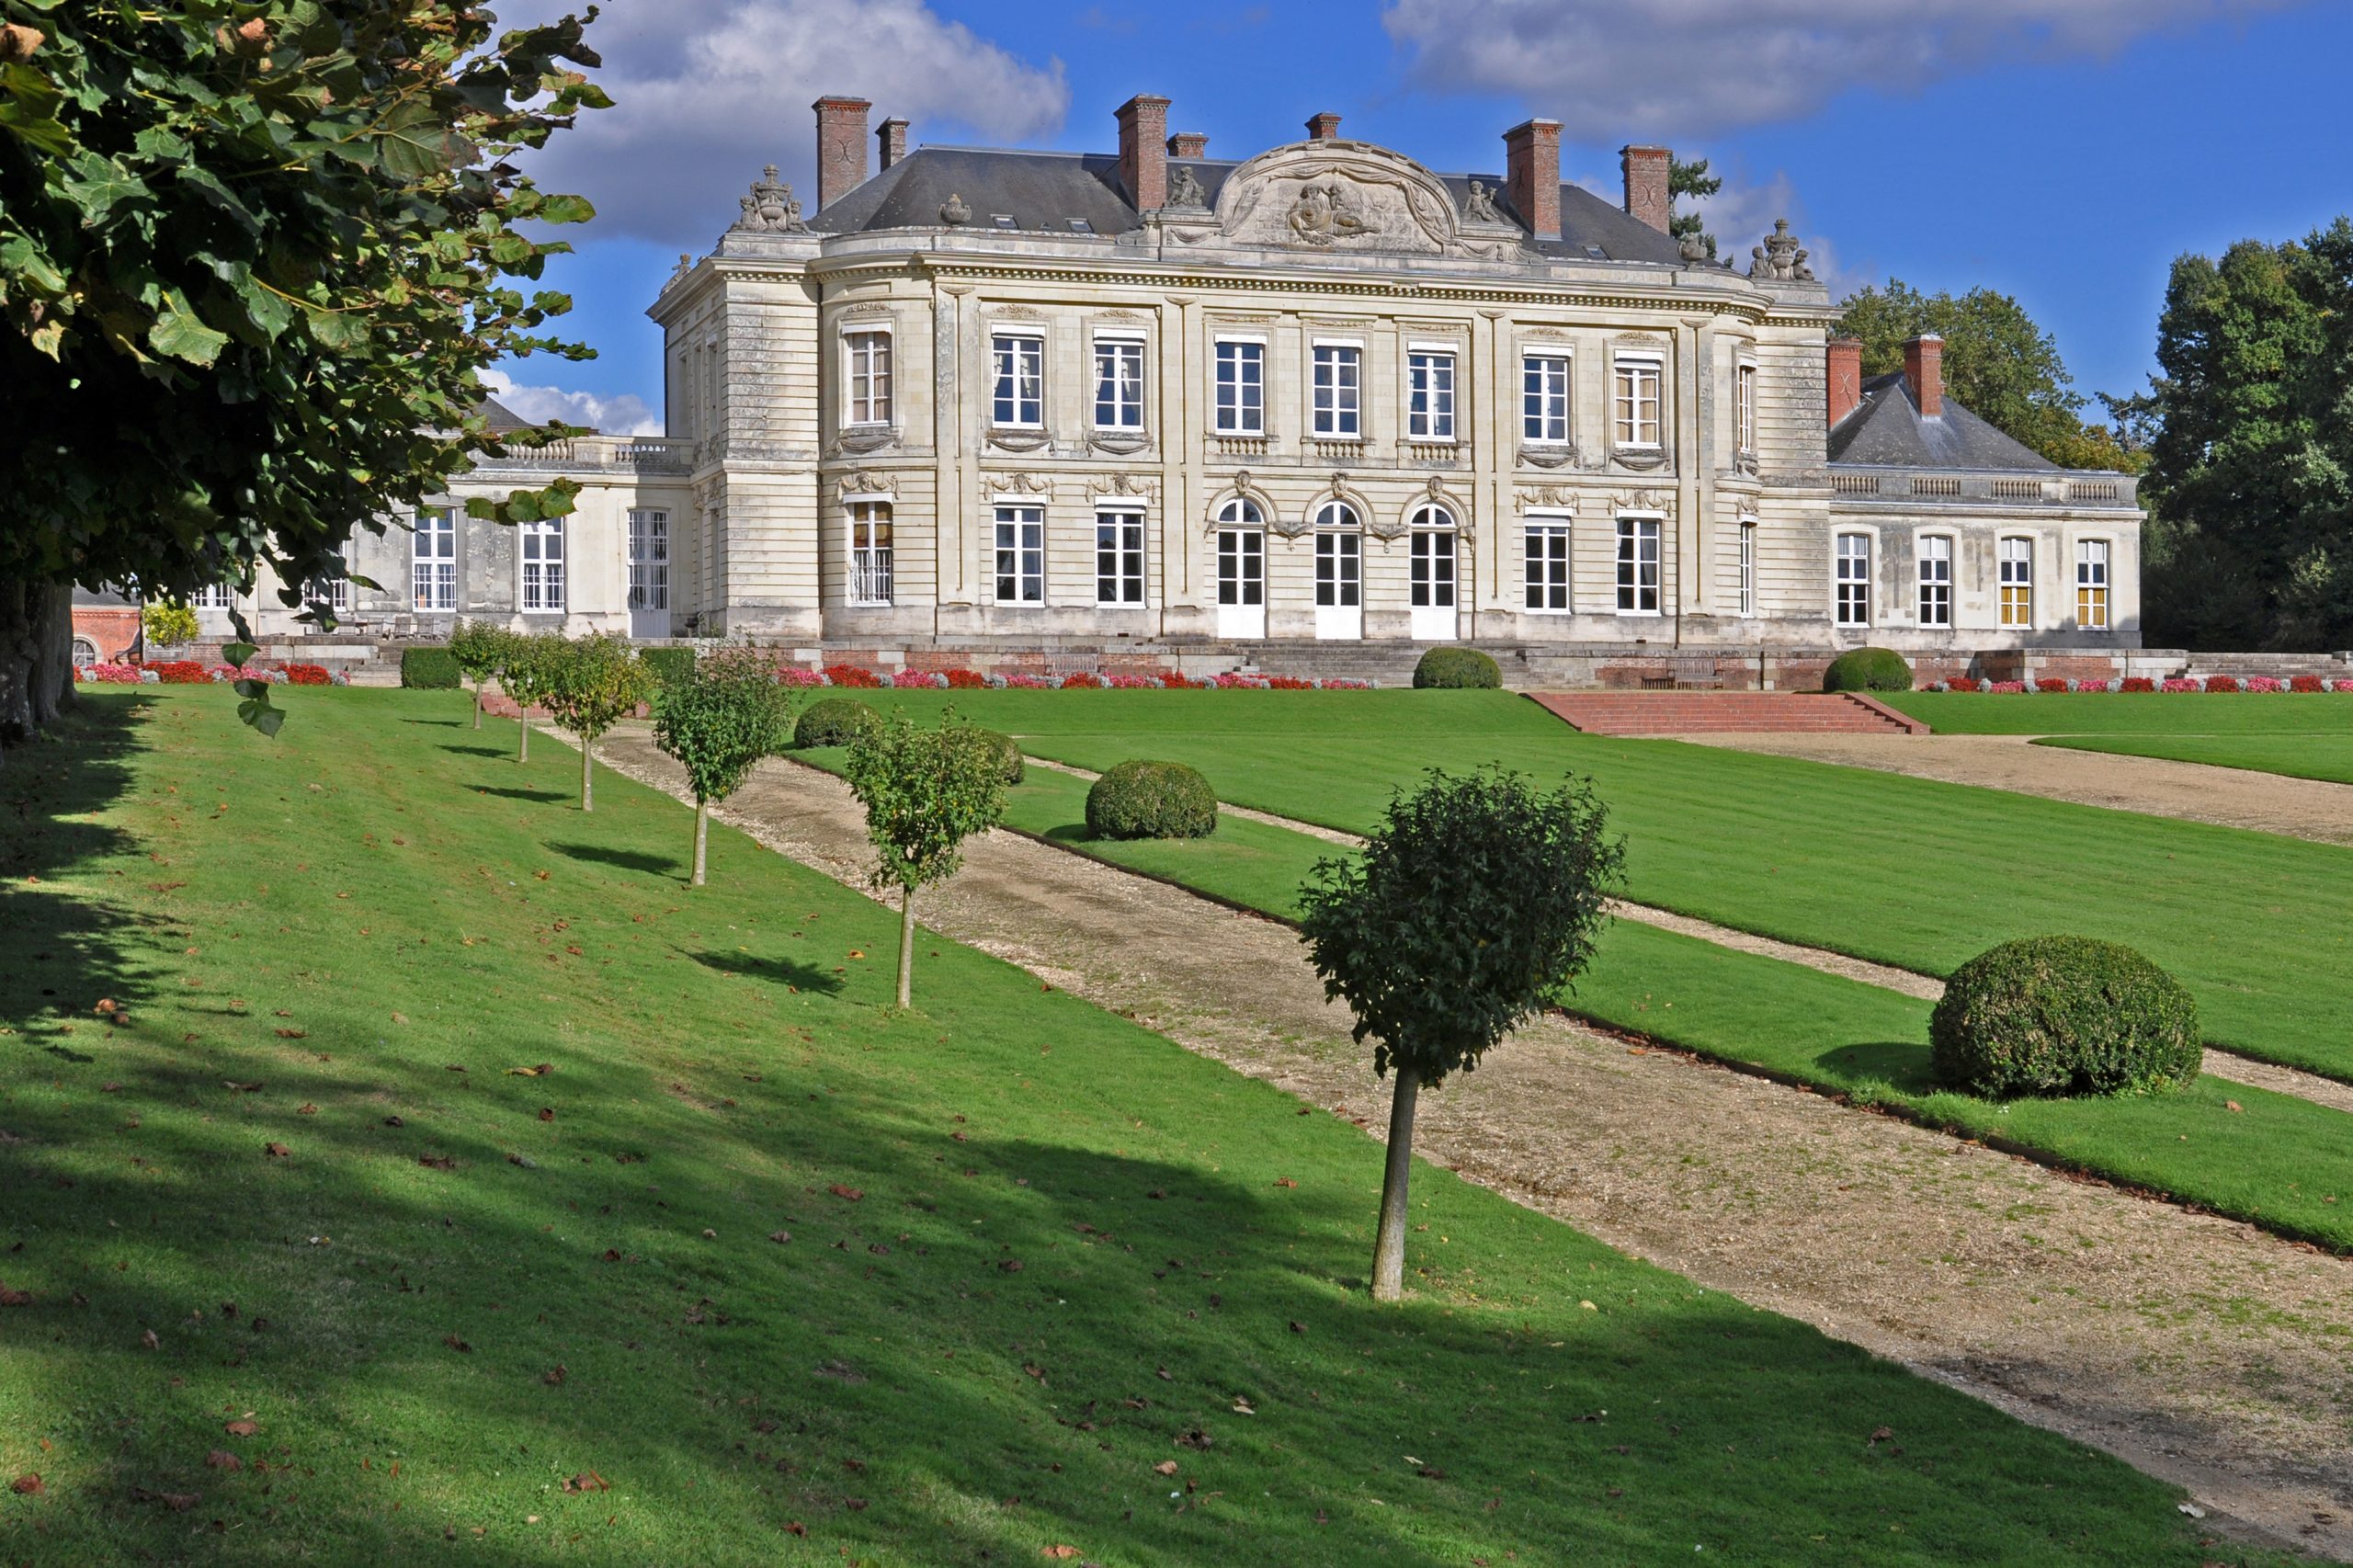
[{"left": 495, "top": 0, "right": 2350, "bottom": 435}]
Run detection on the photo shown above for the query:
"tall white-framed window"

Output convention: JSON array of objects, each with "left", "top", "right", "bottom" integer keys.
[
  {"left": 413, "top": 506, "right": 456, "bottom": 611},
  {"left": 848, "top": 501, "right": 894, "bottom": 607},
  {"left": 1916, "top": 534, "right": 1953, "bottom": 627},
  {"left": 1834, "top": 532, "right": 1870, "bottom": 627},
  {"left": 1999, "top": 537, "right": 2034, "bottom": 628},
  {"left": 1093, "top": 336, "right": 1145, "bottom": 430},
  {"left": 1612, "top": 357, "right": 1664, "bottom": 450},
  {"left": 1215, "top": 499, "right": 1265, "bottom": 608},
  {"left": 845, "top": 330, "right": 892, "bottom": 426},
  {"left": 306, "top": 574, "right": 350, "bottom": 614},
  {"left": 1406, "top": 349, "right": 1456, "bottom": 441},
  {"left": 628, "top": 509, "right": 670, "bottom": 615},
  {"left": 1408, "top": 506, "right": 1457, "bottom": 608},
  {"left": 1734, "top": 360, "right": 1758, "bottom": 455},
  {"left": 1526, "top": 517, "right": 1572, "bottom": 611},
  {"left": 991, "top": 331, "right": 1044, "bottom": 428},
  {"left": 1522, "top": 352, "right": 1571, "bottom": 444},
  {"left": 1615, "top": 517, "right": 1662, "bottom": 613},
  {"left": 993, "top": 505, "right": 1044, "bottom": 605},
  {"left": 1737, "top": 519, "right": 1757, "bottom": 618},
  {"left": 1213, "top": 338, "right": 1265, "bottom": 435},
  {"left": 519, "top": 517, "right": 564, "bottom": 613},
  {"left": 1313, "top": 502, "right": 1361, "bottom": 607},
  {"left": 2076, "top": 539, "right": 2111, "bottom": 630},
  {"left": 1095, "top": 510, "right": 1145, "bottom": 605},
  {"left": 1312, "top": 344, "right": 1361, "bottom": 438},
  {"left": 191, "top": 583, "right": 237, "bottom": 610}
]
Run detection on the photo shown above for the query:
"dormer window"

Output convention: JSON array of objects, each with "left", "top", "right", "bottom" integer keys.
[
  {"left": 1068, "top": 219, "right": 1094, "bottom": 234},
  {"left": 990, "top": 213, "right": 1017, "bottom": 229}
]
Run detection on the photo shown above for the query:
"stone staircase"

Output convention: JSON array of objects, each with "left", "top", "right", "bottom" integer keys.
[{"left": 1530, "top": 691, "right": 1927, "bottom": 736}]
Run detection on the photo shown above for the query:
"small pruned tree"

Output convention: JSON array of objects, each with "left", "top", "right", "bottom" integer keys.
[
  {"left": 652, "top": 648, "right": 799, "bottom": 886},
  {"left": 841, "top": 713, "right": 1008, "bottom": 1006},
  {"left": 494, "top": 631, "right": 563, "bottom": 765},
  {"left": 539, "top": 633, "right": 652, "bottom": 812},
  {"left": 448, "top": 620, "right": 514, "bottom": 731},
  {"left": 141, "top": 601, "right": 198, "bottom": 653},
  {"left": 1300, "top": 767, "right": 1622, "bottom": 1302}
]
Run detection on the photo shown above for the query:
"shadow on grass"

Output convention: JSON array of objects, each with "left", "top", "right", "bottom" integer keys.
[
  {"left": 1815, "top": 1039, "right": 1938, "bottom": 1095},
  {"left": 470, "top": 784, "right": 568, "bottom": 803},
  {"left": 401, "top": 718, "right": 463, "bottom": 728},
  {"left": 547, "top": 839, "right": 680, "bottom": 877},
  {"left": 438, "top": 742, "right": 511, "bottom": 758},
  {"left": 688, "top": 948, "right": 844, "bottom": 994}
]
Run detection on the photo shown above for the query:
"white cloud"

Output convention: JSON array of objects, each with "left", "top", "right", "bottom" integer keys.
[
  {"left": 506, "top": 0, "right": 1070, "bottom": 246},
  {"left": 1385, "top": 0, "right": 2298, "bottom": 138},
  {"left": 480, "top": 369, "right": 665, "bottom": 437}
]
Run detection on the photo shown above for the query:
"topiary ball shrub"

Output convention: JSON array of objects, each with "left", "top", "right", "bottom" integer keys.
[
  {"left": 1822, "top": 647, "right": 1913, "bottom": 693},
  {"left": 1929, "top": 936, "right": 2201, "bottom": 1099},
  {"left": 972, "top": 728, "right": 1025, "bottom": 786},
  {"left": 1086, "top": 760, "right": 1217, "bottom": 840},
  {"left": 1413, "top": 647, "right": 1502, "bottom": 689},
  {"left": 400, "top": 645, "right": 462, "bottom": 689},
  {"left": 794, "top": 697, "right": 882, "bottom": 749}
]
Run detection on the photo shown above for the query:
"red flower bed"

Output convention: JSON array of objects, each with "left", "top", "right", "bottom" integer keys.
[
  {"left": 1059, "top": 672, "right": 1104, "bottom": 689},
  {"left": 1159, "top": 673, "right": 1205, "bottom": 689},
  {"left": 2120, "top": 676, "right": 2155, "bottom": 693},
  {"left": 2291, "top": 675, "right": 2326, "bottom": 693},
  {"left": 146, "top": 660, "right": 210, "bottom": 685},
  {"left": 2204, "top": 675, "right": 2241, "bottom": 693},
  {"left": 1263, "top": 675, "right": 1315, "bottom": 690},
  {"left": 823, "top": 664, "right": 882, "bottom": 688},
  {"left": 943, "top": 669, "right": 990, "bottom": 689},
  {"left": 2033, "top": 677, "right": 2071, "bottom": 694},
  {"left": 283, "top": 664, "right": 333, "bottom": 686}
]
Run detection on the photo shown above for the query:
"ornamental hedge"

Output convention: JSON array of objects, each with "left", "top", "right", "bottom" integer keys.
[
  {"left": 1822, "top": 646, "right": 1913, "bottom": 693},
  {"left": 1413, "top": 647, "right": 1502, "bottom": 689},
  {"left": 794, "top": 697, "right": 883, "bottom": 750},
  {"left": 1928, "top": 936, "right": 2201, "bottom": 1099},
  {"left": 972, "top": 728, "right": 1025, "bottom": 786},
  {"left": 1086, "top": 760, "right": 1217, "bottom": 840},
  {"left": 400, "top": 646, "right": 462, "bottom": 690}
]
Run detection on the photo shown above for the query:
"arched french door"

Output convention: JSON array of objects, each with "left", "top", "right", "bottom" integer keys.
[
  {"left": 1313, "top": 501, "right": 1363, "bottom": 641},
  {"left": 1213, "top": 498, "right": 1266, "bottom": 640},
  {"left": 1407, "top": 504, "right": 1459, "bottom": 641}
]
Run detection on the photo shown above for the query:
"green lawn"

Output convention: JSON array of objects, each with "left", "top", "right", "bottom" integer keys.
[
  {"left": 2035, "top": 733, "right": 2353, "bottom": 787},
  {"left": 1882, "top": 690, "right": 2353, "bottom": 737},
  {"left": 800, "top": 689, "right": 2353, "bottom": 1084},
  {"left": 0, "top": 687, "right": 2279, "bottom": 1565}
]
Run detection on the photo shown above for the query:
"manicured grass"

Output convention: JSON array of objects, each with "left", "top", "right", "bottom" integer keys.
[
  {"left": 1882, "top": 690, "right": 2353, "bottom": 737},
  {"left": 798, "top": 689, "right": 2353, "bottom": 1084},
  {"left": 2035, "top": 733, "right": 2353, "bottom": 787},
  {"left": 0, "top": 687, "right": 2273, "bottom": 1564}
]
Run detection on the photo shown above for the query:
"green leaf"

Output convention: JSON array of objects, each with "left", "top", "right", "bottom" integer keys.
[
  {"left": 299, "top": 299, "right": 367, "bottom": 353},
  {"left": 538, "top": 193, "right": 595, "bottom": 225},
  {"left": 236, "top": 693, "right": 285, "bottom": 738},
  {"left": 375, "top": 100, "right": 471, "bottom": 179},
  {"left": 60, "top": 152, "right": 148, "bottom": 223},
  {"left": 223, "top": 642, "right": 258, "bottom": 668},
  {"left": 149, "top": 288, "right": 229, "bottom": 366}
]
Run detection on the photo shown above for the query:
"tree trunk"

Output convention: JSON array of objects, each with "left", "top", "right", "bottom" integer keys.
[
  {"left": 579, "top": 733, "right": 593, "bottom": 812},
  {"left": 1370, "top": 1063, "right": 1422, "bottom": 1302},
  {"left": 896, "top": 884, "right": 917, "bottom": 1008},
  {"left": 692, "top": 800, "right": 709, "bottom": 887},
  {"left": 472, "top": 683, "right": 483, "bottom": 730},
  {"left": 0, "top": 577, "right": 75, "bottom": 767},
  {"left": 517, "top": 710, "right": 529, "bottom": 763}
]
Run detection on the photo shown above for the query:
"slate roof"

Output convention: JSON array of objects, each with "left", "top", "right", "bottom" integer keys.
[
  {"left": 1827, "top": 372, "right": 2057, "bottom": 472},
  {"left": 809, "top": 144, "right": 1698, "bottom": 267},
  {"left": 478, "top": 395, "right": 533, "bottom": 433}
]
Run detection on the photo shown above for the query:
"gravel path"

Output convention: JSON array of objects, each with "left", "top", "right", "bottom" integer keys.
[{"left": 581, "top": 723, "right": 2353, "bottom": 1560}]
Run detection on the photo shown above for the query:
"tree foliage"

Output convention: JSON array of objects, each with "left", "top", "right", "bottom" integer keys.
[
  {"left": 492, "top": 630, "right": 561, "bottom": 763},
  {"left": 842, "top": 713, "right": 1008, "bottom": 1006},
  {"left": 540, "top": 632, "right": 649, "bottom": 811},
  {"left": 447, "top": 619, "right": 512, "bottom": 728},
  {"left": 652, "top": 647, "right": 797, "bottom": 887},
  {"left": 141, "top": 601, "right": 198, "bottom": 650},
  {"left": 1666, "top": 154, "right": 1721, "bottom": 259}
]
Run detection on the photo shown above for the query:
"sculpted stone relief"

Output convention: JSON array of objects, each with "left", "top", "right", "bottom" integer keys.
[{"left": 1211, "top": 143, "right": 1518, "bottom": 261}]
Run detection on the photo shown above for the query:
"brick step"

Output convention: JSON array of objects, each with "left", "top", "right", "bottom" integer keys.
[{"left": 1529, "top": 692, "right": 1925, "bottom": 736}]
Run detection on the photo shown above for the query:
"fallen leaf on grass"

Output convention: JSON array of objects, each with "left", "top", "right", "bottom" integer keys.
[
  {"left": 1231, "top": 1397, "right": 1256, "bottom": 1415},
  {"left": 559, "top": 1470, "right": 608, "bottom": 1493},
  {"left": 264, "top": 1141, "right": 292, "bottom": 1159},
  {"left": 223, "top": 1421, "right": 258, "bottom": 1438},
  {"left": 1175, "top": 1428, "right": 1212, "bottom": 1451},
  {"left": 784, "top": 1521, "right": 808, "bottom": 1537},
  {"left": 224, "top": 1081, "right": 261, "bottom": 1094},
  {"left": 273, "top": 1028, "right": 308, "bottom": 1040},
  {"left": 10, "top": 1474, "right": 41, "bottom": 1494},
  {"left": 1041, "top": 1549, "right": 1082, "bottom": 1560},
  {"left": 0, "top": 1283, "right": 32, "bottom": 1308},
  {"left": 141, "top": 1329, "right": 159, "bottom": 1350},
  {"left": 443, "top": 1335, "right": 472, "bottom": 1353},
  {"left": 130, "top": 1486, "right": 199, "bottom": 1511},
  {"left": 204, "top": 1450, "right": 242, "bottom": 1471},
  {"left": 815, "top": 1359, "right": 867, "bottom": 1384},
  {"left": 1152, "top": 1460, "right": 1178, "bottom": 1476},
  {"left": 297, "top": 1104, "right": 317, "bottom": 1116},
  {"left": 998, "top": 1259, "right": 1025, "bottom": 1274},
  {"left": 828, "top": 1184, "right": 863, "bottom": 1202},
  {"left": 1869, "top": 1426, "right": 1893, "bottom": 1444},
  {"left": 1273, "top": 1177, "right": 1297, "bottom": 1188},
  {"left": 538, "top": 1108, "right": 555, "bottom": 1123},
  {"left": 382, "top": 1116, "right": 404, "bottom": 1129},
  {"left": 505, "top": 1063, "right": 555, "bottom": 1077},
  {"left": 767, "top": 1231, "right": 792, "bottom": 1244},
  {"left": 543, "top": 1366, "right": 568, "bottom": 1386},
  {"left": 418, "top": 1154, "right": 456, "bottom": 1170},
  {"left": 2225, "top": 1100, "right": 2244, "bottom": 1113}
]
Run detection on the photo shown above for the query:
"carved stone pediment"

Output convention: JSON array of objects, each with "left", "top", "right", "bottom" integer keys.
[
  {"left": 1608, "top": 488, "right": 1676, "bottom": 517},
  {"left": 1518, "top": 442, "right": 1596, "bottom": 472},
  {"left": 988, "top": 471, "right": 1054, "bottom": 500},
  {"left": 1210, "top": 142, "right": 1521, "bottom": 261},
  {"left": 1085, "top": 430, "right": 1153, "bottom": 456},
  {"left": 984, "top": 427, "right": 1051, "bottom": 454},
  {"left": 1086, "top": 471, "right": 1160, "bottom": 505},
  {"left": 836, "top": 470, "right": 896, "bottom": 501},
  {"left": 1515, "top": 484, "right": 1579, "bottom": 516},
  {"left": 830, "top": 426, "right": 898, "bottom": 459}
]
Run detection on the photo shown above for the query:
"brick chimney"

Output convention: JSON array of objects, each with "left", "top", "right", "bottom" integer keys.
[
  {"left": 1166, "top": 131, "right": 1208, "bottom": 159},
  {"left": 1826, "top": 337, "right": 1864, "bottom": 429},
  {"left": 1115, "top": 94, "right": 1170, "bottom": 210},
  {"left": 1502, "top": 119, "right": 1562, "bottom": 243},
  {"left": 1904, "top": 334, "right": 1944, "bottom": 417},
  {"left": 1620, "top": 144, "right": 1671, "bottom": 233},
  {"left": 877, "top": 116, "right": 909, "bottom": 172},
  {"left": 813, "top": 96, "right": 870, "bottom": 212},
  {"left": 1305, "top": 111, "right": 1342, "bottom": 142}
]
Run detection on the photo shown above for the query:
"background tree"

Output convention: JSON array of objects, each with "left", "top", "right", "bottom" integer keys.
[
  {"left": 1299, "top": 768, "right": 1620, "bottom": 1302},
  {"left": 140, "top": 602, "right": 197, "bottom": 653},
  {"left": 539, "top": 633, "right": 650, "bottom": 812},
  {"left": 842, "top": 714, "right": 1008, "bottom": 1007},
  {"left": 495, "top": 632, "right": 563, "bottom": 765},
  {"left": 1667, "top": 155, "right": 1721, "bottom": 259},
  {"left": 651, "top": 648, "right": 797, "bottom": 886},
  {"left": 447, "top": 620, "right": 514, "bottom": 732},
  {"left": 1836, "top": 280, "right": 2142, "bottom": 470},
  {"left": 0, "top": 3, "right": 607, "bottom": 756}
]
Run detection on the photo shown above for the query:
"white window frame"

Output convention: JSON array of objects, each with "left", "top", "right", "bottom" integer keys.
[
  {"left": 1999, "top": 536, "right": 2034, "bottom": 628},
  {"left": 2076, "top": 538, "right": 2111, "bottom": 631},
  {"left": 1916, "top": 533, "right": 1953, "bottom": 628},
  {"left": 1612, "top": 355, "right": 1665, "bottom": 451},
  {"left": 1615, "top": 516, "right": 1662, "bottom": 614},
  {"left": 1408, "top": 506, "right": 1457, "bottom": 608},
  {"left": 1312, "top": 342, "right": 1362, "bottom": 439},
  {"left": 519, "top": 517, "right": 565, "bottom": 614},
  {"left": 1734, "top": 359, "right": 1758, "bottom": 455},
  {"left": 1213, "top": 336, "right": 1266, "bottom": 436},
  {"left": 192, "top": 582, "right": 237, "bottom": 611},
  {"left": 847, "top": 499, "right": 894, "bottom": 608},
  {"left": 412, "top": 506, "right": 456, "bottom": 612},
  {"left": 1737, "top": 518, "right": 1757, "bottom": 619},
  {"left": 628, "top": 509, "right": 671, "bottom": 614},
  {"left": 1092, "top": 335, "right": 1145, "bottom": 432},
  {"left": 844, "top": 327, "right": 892, "bottom": 428},
  {"left": 1313, "top": 502, "right": 1361, "bottom": 608},
  {"left": 991, "top": 330, "right": 1045, "bottom": 429},
  {"left": 1405, "top": 347, "right": 1457, "bottom": 442},
  {"left": 992, "top": 504, "right": 1045, "bottom": 606},
  {"left": 1834, "top": 531, "right": 1871, "bottom": 628},
  {"left": 1095, "top": 508, "right": 1146, "bottom": 606},
  {"left": 1215, "top": 500, "right": 1266, "bottom": 608},
  {"left": 1522, "top": 351, "right": 1571, "bottom": 445},
  {"left": 1526, "top": 516, "right": 1572, "bottom": 612}
]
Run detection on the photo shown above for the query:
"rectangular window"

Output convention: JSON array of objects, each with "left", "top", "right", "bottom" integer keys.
[
  {"left": 628, "top": 509, "right": 670, "bottom": 612},
  {"left": 849, "top": 502, "right": 894, "bottom": 607},
  {"left": 2076, "top": 540, "right": 2110, "bottom": 630},
  {"left": 1406, "top": 350, "right": 1456, "bottom": 440},
  {"left": 519, "top": 517, "right": 564, "bottom": 612},
  {"left": 192, "top": 583, "right": 236, "bottom": 610},
  {"left": 1093, "top": 339, "right": 1145, "bottom": 430},
  {"left": 993, "top": 506, "right": 1044, "bottom": 604},
  {"left": 1917, "top": 535, "right": 1952, "bottom": 627},
  {"left": 1613, "top": 358, "right": 1663, "bottom": 449},
  {"left": 1314, "top": 531, "right": 1361, "bottom": 608},
  {"left": 1213, "top": 339, "right": 1264, "bottom": 435},
  {"left": 1313, "top": 344, "right": 1361, "bottom": 437},
  {"left": 1411, "top": 528, "right": 1457, "bottom": 608},
  {"left": 412, "top": 507, "right": 456, "bottom": 611},
  {"left": 1999, "top": 537, "right": 2034, "bottom": 627},
  {"left": 1523, "top": 353, "right": 1570, "bottom": 444},
  {"left": 1616, "top": 517, "right": 1661, "bottom": 613},
  {"left": 309, "top": 574, "right": 349, "bottom": 613},
  {"left": 1835, "top": 533, "right": 1870, "bottom": 627},
  {"left": 1096, "top": 511, "right": 1145, "bottom": 605},
  {"left": 992, "top": 333, "right": 1043, "bottom": 427},
  {"left": 1735, "top": 361, "right": 1758, "bottom": 453},
  {"left": 846, "top": 331, "right": 892, "bottom": 426},
  {"left": 1525, "top": 522, "right": 1571, "bottom": 611},
  {"left": 1738, "top": 522, "right": 1756, "bottom": 618}
]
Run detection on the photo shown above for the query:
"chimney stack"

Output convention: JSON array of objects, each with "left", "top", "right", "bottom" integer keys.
[
  {"left": 1620, "top": 144, "right": 1671, "bottom": 233},
  {"left": 1502, "top": 119, "right": 1562, "bottom": 243},
  {"left": 813, "top": 96, "right": 871, "bottom": 211},
  {"left": 1904, "top": 334, "right": 1944, "bottom": 418},
  {"left": 1305, "top": 111, "right": 1343, "bottom": 142},
  {"left": 1826, "top": 337, "right": 1864, "bottom": 429},
  {"left": 1166, "top": 131, "right": 1208, "bottom": 159},
  {"left": 877, "top": 116, "right": 909, "bottom": 171},
  {"left": 1115, "top": 94, "right": 1171, "bottom": 210}
]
